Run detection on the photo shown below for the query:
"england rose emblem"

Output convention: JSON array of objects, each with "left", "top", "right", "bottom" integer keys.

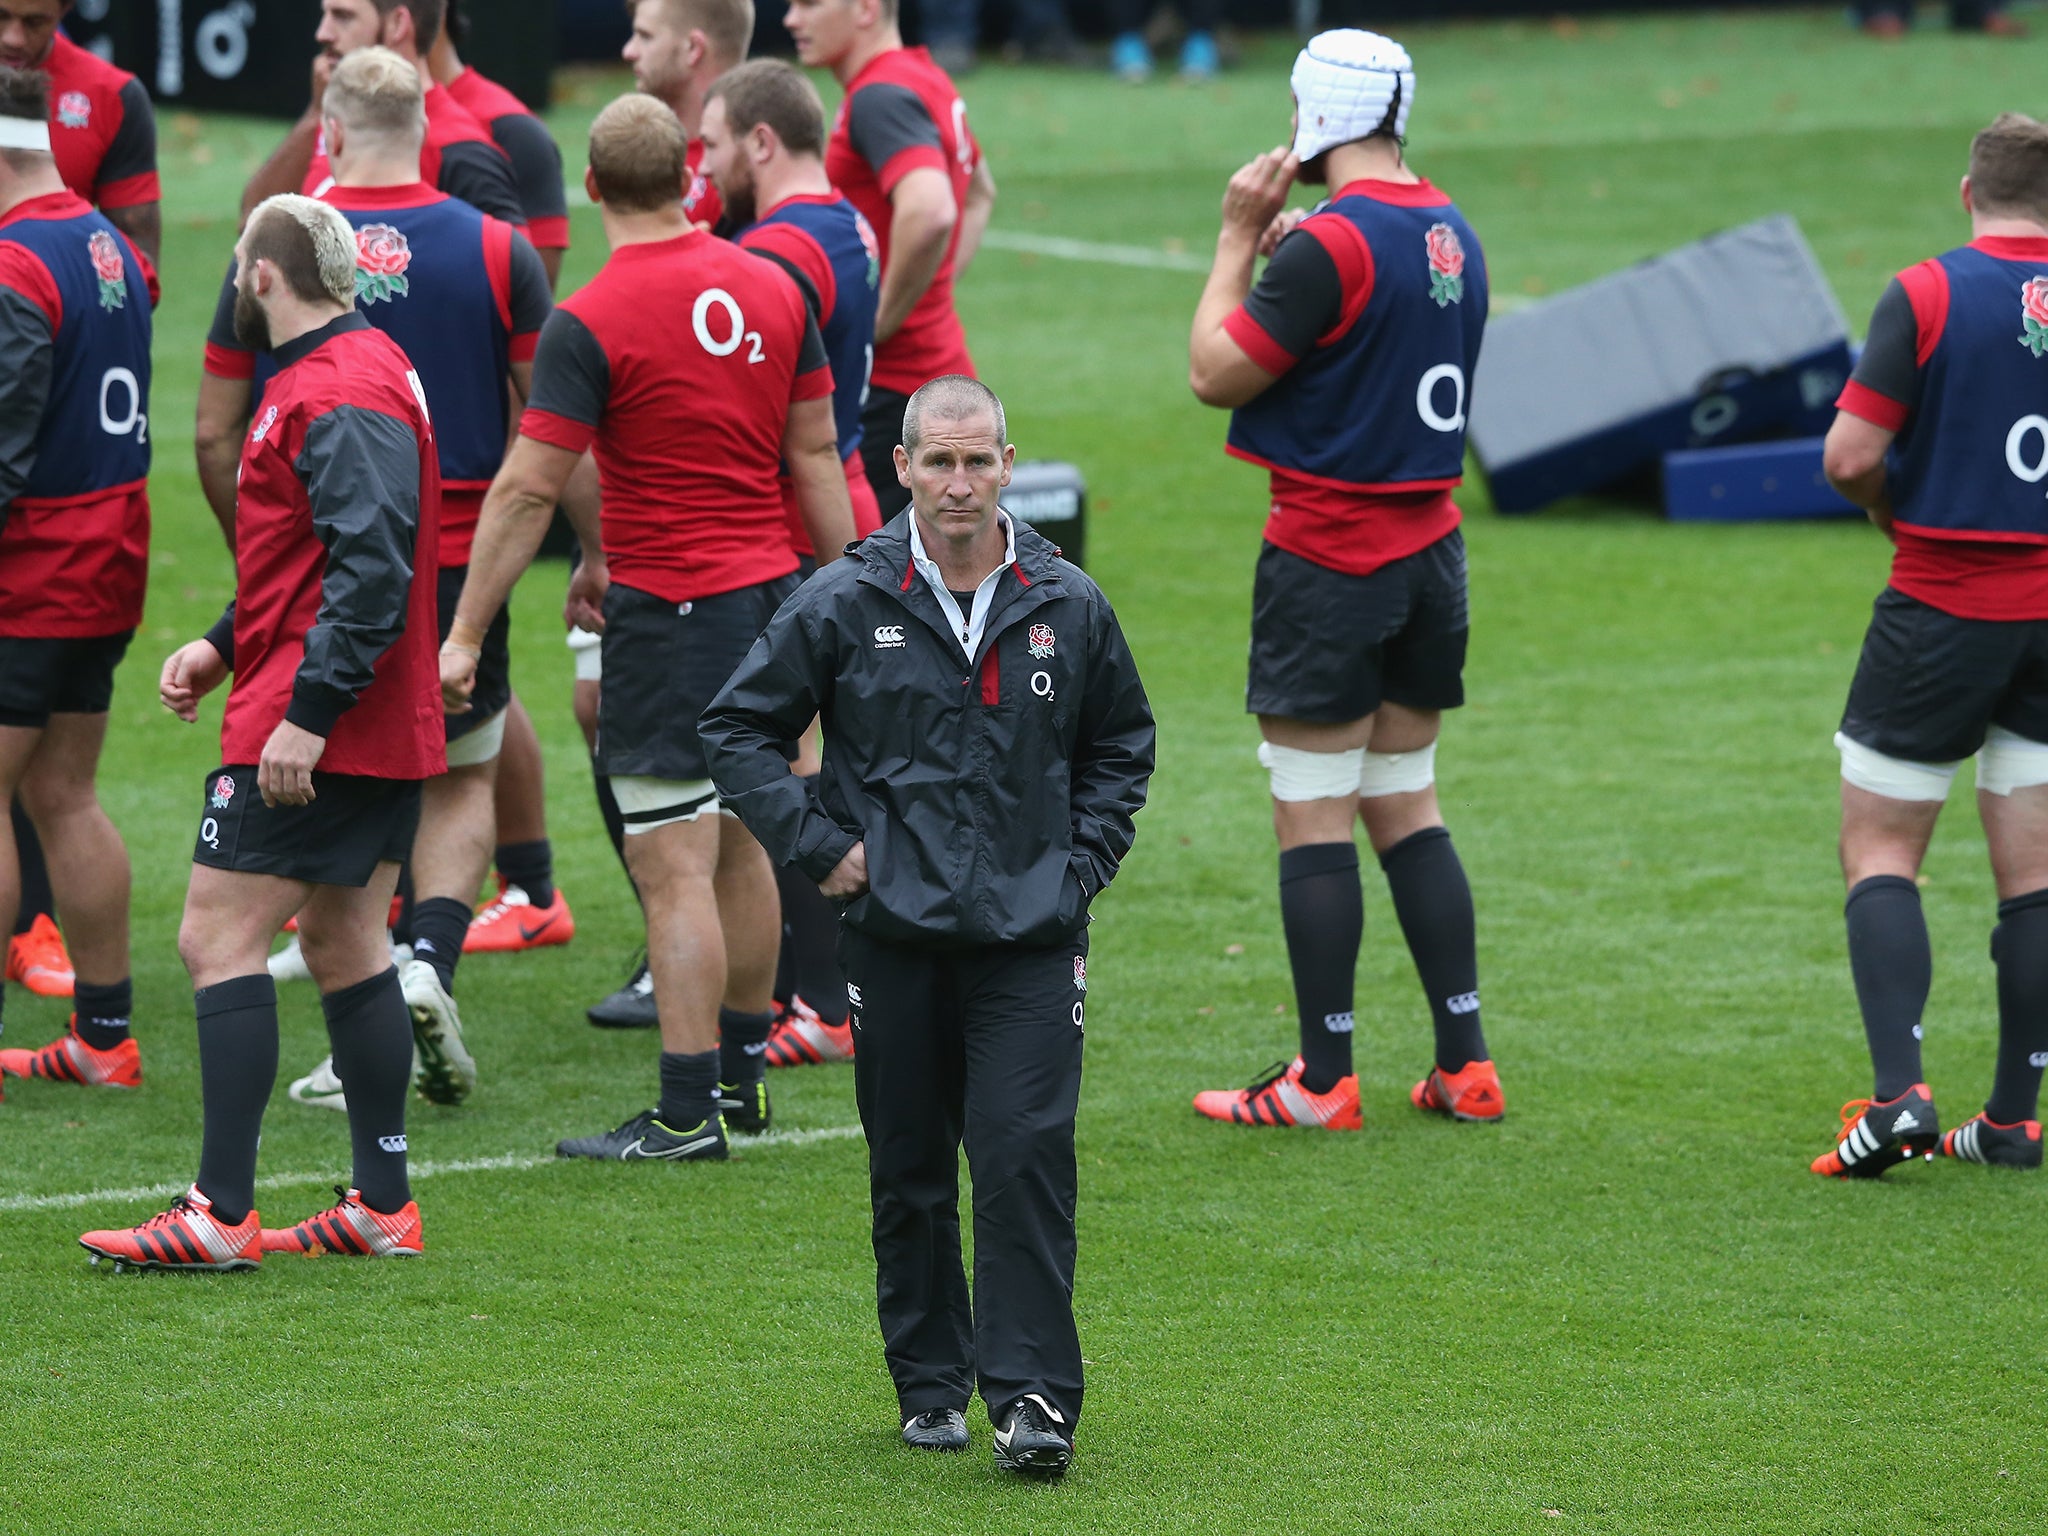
[
  {"left": 57, "top": 91, "right": 90, "bottom": 129},
  {"left": 1028, "top": 623, "right": 1056, "bottom": 659},
  {"left": 1426, "top": 223, "right": 1466, "bottom": 308},
  {"left": 353, "top": 224, "right": 413, "bottom": 305},
  {"left": 88, "top": 230, "right": 126, "bottom": 311},
  {"left": 209, "top": 774, "right": 237, "bottom": 809},
  {"left": 2021, "top": 276, "right": 2048, "bottom": 357}
]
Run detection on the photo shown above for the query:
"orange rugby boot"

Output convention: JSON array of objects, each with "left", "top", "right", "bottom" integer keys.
[
  {"left": 6, "top": 913, "right": 74, "bottom": 998},
  {"left": 80, "top": 1186, "right": 261, "bottom": 1272},
  {"left": 1192, "top": 1057, "right": 1362, "bottom": 1130},
  {"left": 1810, "top": 1084, "right": 1939, "bottom": 1178},
  {"left": 261, "top": 1186, "right": 423, "bottom": 1257},
  {"left": 1411, "top": 1059, "right": 1505, "bottom": 1122},
  {"left": 0, "top": 1019, "right": 142, "bottom": 1088},
  {"left": 463, "top": 881, "right": 574, "bottom": 954},
  {"left": 764, "top": 995, "right": 854, "bottom": 1067}
]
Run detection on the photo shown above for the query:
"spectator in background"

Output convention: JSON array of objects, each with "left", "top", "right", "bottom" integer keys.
[
  {"left": 917, "top": 0, "right": 1076, "bottom": 73},
  {"left": 1110, "top": 0, "right": 1220, "bottom": 83},
  {"left": 1856, "top": 1, "right": 2025, "bottom": 37}
]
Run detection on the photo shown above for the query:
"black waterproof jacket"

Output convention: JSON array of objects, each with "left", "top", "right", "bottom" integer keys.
[{"left": 700, "top": 512, "right": 1155, "bottom": 948}]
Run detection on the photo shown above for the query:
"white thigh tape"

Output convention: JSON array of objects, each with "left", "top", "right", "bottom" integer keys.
[
  {"left": 444, "top": 707, "right": 507, "bottom": 768},
  {"left": 1977, "top": 724, "right": 2048, "bottom": 797},
  {"left": 1835, "top": 731, "right": 1956, "bottom": 803},
  {"left": 612, "top": 775, "right": 720, "bottom": 833},
  {"left": 1359, "top": 742, "right": 1438, "bottom": 798},
  {"left": 567, "top": 625, "right": 603, "bottom": 683},
  {"left": 1257, "top": 741, "right": 1365, "bottom": 802}
]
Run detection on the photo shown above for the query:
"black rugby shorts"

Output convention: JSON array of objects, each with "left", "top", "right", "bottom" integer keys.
[
  {"left": 436, "top": 565, "right": 511, "bottom": 743},
  {"left": 192, "top": 765, "right": 422, "bottom": 886},
  {"left": 1839, "top": 587, "right": 2048, "bottom": 763},
  {"left": 1246, "top": 533, "right": 1469, "bottom": 724},
  {"left": 0, "top": 631, "right": 135, "bottom": 728}
]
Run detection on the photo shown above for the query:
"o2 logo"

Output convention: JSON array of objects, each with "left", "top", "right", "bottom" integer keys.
[
  {"left": 1416, "top": 363, "right": 1466, "bottom": 433},
  {"left": 2007, "top": 415, "right": 2048, "bottom": 490},
  {"left": 99, "top": 367, "right": 147, "bottom": 445},
  {"left": 693, "top": 288, "right": 765, "bottom": 364}
]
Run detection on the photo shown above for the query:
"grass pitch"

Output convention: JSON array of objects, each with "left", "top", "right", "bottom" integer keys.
[{"left": 4, "top": 10, "right": 2047, "bottom": 1532}]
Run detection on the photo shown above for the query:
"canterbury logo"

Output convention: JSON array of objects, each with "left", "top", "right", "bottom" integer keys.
[
  {"left": 2032, "top": 1052, "right": 2048, "bottom": 1069},
  {"left": 1447, "top": 991, "right": 1480, "bottom": 1015},
  {"left": 1324, "top": 1011, "right": 1355, "bottom": 1034},
  {"left": 873, "top": 625, "right": 905, "bottom": 647},
  {"left": 378, "top": 1134, "right": 407, "bottom": 1152}
]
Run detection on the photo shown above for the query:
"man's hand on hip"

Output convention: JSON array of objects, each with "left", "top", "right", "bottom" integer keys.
[
  {"left": 821, "top": 841, "right": 869, "bottom": 900},
  {"left": 258, "top": 720, "right": 326, "bottom": 808}
]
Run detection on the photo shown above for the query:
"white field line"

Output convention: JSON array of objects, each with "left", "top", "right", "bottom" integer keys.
[
  {"left": 0, "top": 1122, "right": 865, "bottom": 1216},
  {"left": 978, "top": 228, "right": 1211, "bottom": 271}
]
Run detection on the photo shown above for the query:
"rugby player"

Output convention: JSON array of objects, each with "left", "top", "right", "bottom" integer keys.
[
  {"left": 0, "top": 0, "right": 161, "bottom": 1002},
  {"left": 1813, "top": 111, "right": 2048, "bottom": 1177},
  {"left": 787, "top": 0, "right": 996, "bottom": 516},
  {"left": 429, "top": 0, "right": 569, "bottom": 285},
  {"left": 200, "top": 48, "right": 555, "bottom": 1112},
  {"left": 80, "top": 194, "right": 441, "bottom": 1268},
  {"left": 444, "top": 94, "right": 853, "bottom": 1160},
  {"left": 1185, "top": 31, "right": 1503, "bottom": 1131},
  {"left": 241, "top": 0, "right": 524, "bottom": 230},
  {"left": 622, "top": 0, "right": 751, "bottom": 231},
  {"left": 0, "top": 65, "right": 152, "bottom": 1099},
  {"left": 701, "top": 57, "right": 882, "bottom": 1066}
]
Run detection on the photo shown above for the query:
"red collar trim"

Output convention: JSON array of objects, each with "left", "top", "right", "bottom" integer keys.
[
  {"left": 0, "top": 190, "right": 94, "bottom": 230},
  {"left": 1972, "top": 235, "right": 2048, "bottom": 261},
  {"left": 323, "top": 182, "right": 446, "bottom": 211},
  {"left": 608, "top": 228, "right": 711, "bottom": 261},
  {"left": 1331, "top": 178, "right": 1451, "bottom": 209}
]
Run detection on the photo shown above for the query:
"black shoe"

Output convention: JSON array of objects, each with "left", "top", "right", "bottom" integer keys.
[
  {"left": 587, "top": 955, "right": 658, "bottom": 1029},
  {"left": 902, "top": 1407, "right": 969, "bottom": 1451},
  {"left": 717, "top": 1075, "right": 772, "bottom": 1136},
  {"left": 1940, "top": 1112, "right": 2044, "bottom": 1169},
  {"left": 1811, "top": 1083, "right": 1940, "bottom": 1179},
  {"left": 555, "top": 1107, "right": 727, "bottom": 1162},
  {"left": 992, "top": 1393, "right": 1072, "bottom": 1477}
]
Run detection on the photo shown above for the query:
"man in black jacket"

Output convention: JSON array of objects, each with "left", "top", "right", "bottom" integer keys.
[{"left": 701, "top": 376, "right": 1154, "bottom": 1478}]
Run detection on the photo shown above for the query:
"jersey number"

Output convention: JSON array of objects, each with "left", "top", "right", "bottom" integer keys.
[
  {"left": 1416, "top": 363, "right": 1467, "bottom": 433},
  {"left": 99, "top": 367, "right": 147, "bottom": 446},
  {"left": 694, "top": 289, "right": 765, "bottom": 364}
]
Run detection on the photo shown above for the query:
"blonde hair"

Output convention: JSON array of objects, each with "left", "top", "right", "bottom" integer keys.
[
  {"left": 589, "top": 93, "right": 689, "bottom": 214},
  {"left": 246, "top": 194, "right": 360, "bottom": 308},
  {"left": 323, "top": 46, "right": 427, "bottom": 145}
]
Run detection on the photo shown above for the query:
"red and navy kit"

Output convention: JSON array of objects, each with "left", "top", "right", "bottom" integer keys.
[
  {"left": 305, "top": 83, "right": 525, "bottom": 229},
  {"left": 203, "top": 183, "right": 551, "bottom": 567},
  {"left": 522, "top": 229, "right": 830, "bottom": 602},
  {"left": 1838, "top": 236, "right": 2048, "bottom": 621},
  {"left": 442, "top": 65, "right": 569, "bottom": 255},
  {"left": 825, "top": 47, "right": 978, "bottom": 394},
  {"left": 0, "top": 191, "right": 154, "bottom": 639},
  {"left": 1224, "top": 179, "right": 1487, "bottom": 579},
  {"left": 684, "top": 138, "right": 724, "bottom": 231},
  {"left": 219, "top": 314, "right": 444, "bottom": 779},
  {"left": 737, "top": 192, "right": 884, "bottom": 551},
  {"left": 41, "top": 31, "right": 158, "bottom": 215}
]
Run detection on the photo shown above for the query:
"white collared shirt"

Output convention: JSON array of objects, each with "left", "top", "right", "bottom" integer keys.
[{"left": 909, "top": 510, "right": 1018, "bottom": 661}]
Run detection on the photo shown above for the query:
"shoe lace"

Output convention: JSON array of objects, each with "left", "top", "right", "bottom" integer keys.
[
  {"left": 1836, "top": 1098, "right": 1873, "bottom": 1134},
  {"left": 144, "top": 1195, "right": 199, "bottom": 1230},
  {"left": 910, "top": 1409, "right": 955, "bottom": 1429},
  {"left": 1242, "top": 1061, "right": 1292, "bottom": 1096}
]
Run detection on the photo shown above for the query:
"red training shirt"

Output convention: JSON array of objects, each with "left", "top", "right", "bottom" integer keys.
[
  {"left": 42, "top": 32, "right": 159, "bottom": 214},
  {"left": 442, "top": 66, "right": 571, "bottom": 254},
  {"left": 305, "top": 83, "right": 526, "bottom": 230}
]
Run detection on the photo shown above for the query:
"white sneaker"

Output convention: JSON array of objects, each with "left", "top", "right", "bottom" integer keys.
[
  {"left": 401, "top": 958, "right": 475, "bottom": 1106},
  {"left": 288, "top": 1053, "right": 348, "bottom": 1112},
  {"left": 267, "top": 935, "right": 312, "bottom": 983}
]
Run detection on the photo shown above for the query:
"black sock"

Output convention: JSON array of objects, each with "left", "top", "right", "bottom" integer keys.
[
  {"left": 1378, "top": 827, "right": 1488, "bottom": 1073},
  {"left": 323, "top": 968, "right": 413, "bottom": 1215},
  {"left": 592, "top": 764, "right": 641, "bottom": 906},
  {"left": 776, "top": 819, "right": 849, "bottom": 1025},
  {"left": 1279, "top": 842, "right": 1361, "bottom": 1095},
  {"left": 1988, "top": 888, "right": 2048, "bottom": 1125},
  {"left": 495, "top": 839, "right": 555, "bottom": 910},
  {"left": 409, "top": 896, "right": 472, "bottom": 995},
  {"left": 1845, "top": 875, "right": 1931, "bottom": 1102},
  {"left": 73, "top": 978, "right": 133, "bottom": 1050},
  {"left": 391, "top": 864, "right": 415, "bottom": 946},
  {"left": 658, "top": 1048, "right": 719, "bottom": 1130},
  {"left": 193, "top": 974, "right": 280, "bottom": 1227},
  {"left": 12, "top": 798, "right": 53, "bottom": 935},
  {"left": 719, "top": 1006, "right": 774, "bottom": 1089}
]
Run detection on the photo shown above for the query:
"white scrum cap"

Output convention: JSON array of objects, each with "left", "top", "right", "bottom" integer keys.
[{"left": 1290, "top": 29, "right": 1415, "bottom": 165}]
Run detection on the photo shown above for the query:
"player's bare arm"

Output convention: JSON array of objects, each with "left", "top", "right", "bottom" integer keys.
[
  {"left": 876, "top": 165, "right": 956, "bottom": 344},
  {"left": 1189, "top": 147, "right": 1297, "bottom": 408},
  {"left": 102, "top": 202, "right": 160, "bottom": 268},
  {"left": 1823, "top": 411, "right": 1897, "bottom": 532},
  {"left": 786, "top": 394, "right": 856, "bottom": 565},
  {"left": 194, "top": 373, "right": 253, "bottom": 543},
  {"left": 444, "top": 434, "right": 583, "bottom": 708},
  {"left": 954, "top": 155, "right": 997, "bottom": 276}
]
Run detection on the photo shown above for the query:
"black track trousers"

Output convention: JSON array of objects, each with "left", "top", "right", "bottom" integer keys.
[{"left": 841, "top": 925, "right": 1089, "bottom": 1430}]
